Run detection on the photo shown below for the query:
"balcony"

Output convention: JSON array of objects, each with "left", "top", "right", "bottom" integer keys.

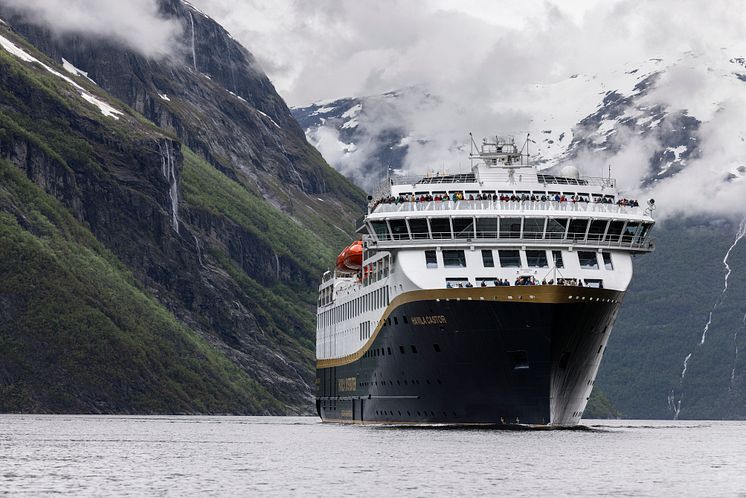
[{"left": 371, "top": 200, "right": 646, "bottom": 217}]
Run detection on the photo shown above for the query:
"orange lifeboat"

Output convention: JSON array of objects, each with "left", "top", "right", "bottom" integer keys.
[
  {"left": 335, "top": 240, "right": 363, "bottom": 273},
  {"left": 344, "top": 241, "right": 363, "bottom": 270}
]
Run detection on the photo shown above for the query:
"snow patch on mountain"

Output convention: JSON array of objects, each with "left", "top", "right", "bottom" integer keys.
[
  {"left": 256, "top": 109, "right": 280, "bottom": 129},
  {"left": 0, "top": 33, "right": 122, "bottom": 119},
  {"left": 62, "top": 57, "right": 96, "bottom": 84}
]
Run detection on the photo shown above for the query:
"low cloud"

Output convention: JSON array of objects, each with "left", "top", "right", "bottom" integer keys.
[{"left": 1, "top": 0, "right": 183, "bottom": 58}]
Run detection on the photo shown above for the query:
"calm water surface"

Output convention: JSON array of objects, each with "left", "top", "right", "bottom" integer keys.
[{"left": 1, "top": 416, "right": 745, "bottom": 496}]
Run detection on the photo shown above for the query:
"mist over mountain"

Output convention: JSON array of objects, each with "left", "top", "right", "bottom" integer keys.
[{"left": 293, "top": 50, "right": 746, "bottom": 222}]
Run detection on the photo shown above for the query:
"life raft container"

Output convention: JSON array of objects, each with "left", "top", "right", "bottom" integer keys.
[{"left": 335, "top": 240, "right": 363, "bottom": 273}]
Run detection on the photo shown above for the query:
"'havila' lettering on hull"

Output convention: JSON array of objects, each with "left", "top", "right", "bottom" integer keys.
[
  {"left": 411, "top": 315, "right": 448, "bottom": 326},
  {"left": 337, "top": 377, "right": 357, "bottom": 392}
]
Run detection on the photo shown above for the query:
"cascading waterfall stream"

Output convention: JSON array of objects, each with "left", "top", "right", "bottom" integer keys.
[
  {"left": 731, "top": 312, "right": 746, "bottom": 391},
  {"left": 669, "top": 216, "right": 746, "bottom": 419},
  {"left": 189, "top": 12, "right": 197, "bottom": 70},
  {"left": 158, "top": 140, "right": 180, "bottom": 233}
]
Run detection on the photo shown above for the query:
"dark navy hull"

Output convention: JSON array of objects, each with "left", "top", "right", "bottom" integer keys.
[{"left": 316, "top": 286, "right": 622, "bottom": 426}]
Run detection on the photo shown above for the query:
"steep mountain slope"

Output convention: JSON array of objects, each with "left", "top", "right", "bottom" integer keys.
[
  {"left": 0, "top": 4, "right": 364, "bottom": 414},
  {"left": 291, "top": 58, "right": 746, "bottom": 419},
  {"left": 0, "top": 159, "right": 279, "bottom": 413}
]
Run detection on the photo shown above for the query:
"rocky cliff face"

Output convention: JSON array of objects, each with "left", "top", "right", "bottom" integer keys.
[{"left": 0, "top": 2, "right": 364, "bottom": 414}]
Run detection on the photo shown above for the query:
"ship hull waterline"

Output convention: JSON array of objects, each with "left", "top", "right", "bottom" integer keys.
[{"left": 316, "top": 285, "right": 622, "bottom": 426}]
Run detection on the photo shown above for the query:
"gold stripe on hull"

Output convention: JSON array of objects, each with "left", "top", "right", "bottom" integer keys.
[{"left": 316, "top": 285, "right": 623, "bottom": 369}]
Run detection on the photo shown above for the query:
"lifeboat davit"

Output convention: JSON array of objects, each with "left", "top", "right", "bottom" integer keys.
[{"left": 335, "top": 240, "right": 363, "bottom": 273}]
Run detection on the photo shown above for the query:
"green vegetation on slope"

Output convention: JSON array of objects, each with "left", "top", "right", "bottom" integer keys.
[
  {"left": 584, "top": 387, "right": 621, "bottom": 419},
  {"left": 182, "top": 147, "right": 335, "bottom": 278},
  {"left": 0, "top": 159, "right": 282, "bottom": 413}
]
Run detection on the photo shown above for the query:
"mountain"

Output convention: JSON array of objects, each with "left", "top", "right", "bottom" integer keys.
[
  {"left": 291, "top": 59, "right": 746, "bottom": 420},
  {"left": 0, "top": 1, "right": 364, "bottom": 413}
]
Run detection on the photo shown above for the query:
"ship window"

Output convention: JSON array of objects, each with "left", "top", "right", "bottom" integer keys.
[
  {"left": 587, "top": 219, "right": 609, "bottom": 241},
  {"left": 568, "top": 218, "right": 589, "bottom": 241},
  {"left": 425, "top": 250, "right": 438, "bottom": 269},
  {"left": 453, "top": 217, "right": 474, "bottom": 239},
  {"left": 500, "top": 217, "right": 521, "bottom": 238},
  {"left": 394, "top": 317, "right": 398, "bottom": 325},
  {"left": 552, "top": 250, "right": 564, "bottom": 269},
  {"left": 411, "top": 345, "right": 418, "bottom": 353},
  {"left": 475, "top": 218, "right": 498, "bottom": 238},
  {"left": 621, "top": 222, "right": 640, "bottom": 244},
  {"left": 526, "top": 250, "right": 548, "bottom": 268},
  {"left": 523, "top": 218, "right": 545, "bottom": 239},
  {"left": 430, "top": 218, "right": 452, "bottom": 239},
  {"left": 578, "top": 251, "right": 600, "bottom": 269},
  {"left": 638, "top": 222, "right": 653, "bottom": 242},
  {"left": 443, "top": 250, "right": 466, "bottom": 268},
  {"left": 446, "top": 278, "right": 469, "bottom": 288},
  {"left": 408, "top": 218, "right": 429, "bottom": 239},
  {"left": 602, "top": 252, "right": 614, "bottom": 270},
  {"left": 585, "top": 279, "right": 603, "bottom": 288},
  {"left": 433, "top": 344, "right": 441, "bottom": 352},
  {"left": 388, "top": 347, "right": 392, "bottom": 355},
  {"left": 400, "top": 346, "right": 405, "bottom": 354},
  {"left": 403, "top": 316, "right": 408, "bottom": 324},
  {"left": 546, "top": 218, "right": 568, "bottom": 239},
  {"left": 370, "top": 221, "right": 389, "bottom": 240},
  {"left": 508, "top": 350, "right": 529, "bottom": 370},
  {"left": 481, "top": 250, "right": 494, "bottom": 268},
  {"left": 606, "top": 220, "right": 624, "bottom": 242},
  {"left": 389, "top": 219, "right": 409, "bottom": 240},
  {"left": 498, "top": 250, "right": 521, "bottom": 268}
]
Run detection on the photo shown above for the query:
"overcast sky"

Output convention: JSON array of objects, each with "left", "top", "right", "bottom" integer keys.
[{"left": 190, "top": 0, "right": 746, "bottom": 107}]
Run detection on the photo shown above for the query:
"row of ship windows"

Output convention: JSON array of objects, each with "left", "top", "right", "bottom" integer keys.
[
  {"left": 318, "top": 286, "right": 389, "bottom": 325},
  {"left": 370, "top": 217, "right": 652, "bottom": 244},
  {"left": 361, "top": 343, "right": 442, "bottom": 357},
  {"left": 426, "top": 249, "right": 614, "bottom": 270}
]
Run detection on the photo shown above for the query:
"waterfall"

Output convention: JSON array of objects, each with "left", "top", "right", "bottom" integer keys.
[
  {"left": 189, "top": 12, "right": 197, "bottom": 70},
  {"left": 193, "top": 234, "right": 205, "bottom": 268},
  {"left": 158, "top": 140, "right": 180, "bottom": 233},
  {"left": 670, "top": 216, "right": 746, "bottom": 418},
  {"left": 731, "top": 312, "right": 746, "bottom": 391}
]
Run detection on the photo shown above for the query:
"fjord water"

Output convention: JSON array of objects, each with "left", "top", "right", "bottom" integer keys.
[{"left": 1, "top": 416, "right": 744, "bottom": 496}]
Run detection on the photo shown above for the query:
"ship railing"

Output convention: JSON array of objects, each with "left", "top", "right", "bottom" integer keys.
[
  {"left": 371, "top": 173, "right": 616, "bottom": 199},
  {"left": 368, "top": 234, "right": 654, "bottom": 251},
  {"left": 371, "top": 200, "right": 644, "bottom": 216}
]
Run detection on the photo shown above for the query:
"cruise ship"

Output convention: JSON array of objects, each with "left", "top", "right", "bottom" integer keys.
[{"left": 315, "top": 136, "right": 655, "bottom": 426}]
